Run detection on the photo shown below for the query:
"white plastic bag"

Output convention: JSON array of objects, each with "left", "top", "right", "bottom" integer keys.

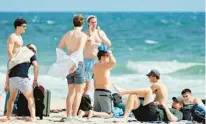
[{"left": 48, "top": 48, "right": 82, "bottom": 79}]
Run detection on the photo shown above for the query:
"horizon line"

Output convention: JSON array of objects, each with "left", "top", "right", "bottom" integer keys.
[{"left": 0, "top": 10, "right": 205, "bottom": 13}]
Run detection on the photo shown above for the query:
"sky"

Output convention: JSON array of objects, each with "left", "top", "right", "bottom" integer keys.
[{"left": 0, "top": 0, "right": 205, "bottom": 12}]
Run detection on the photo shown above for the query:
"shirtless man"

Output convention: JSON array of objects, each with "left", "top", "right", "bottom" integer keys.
[
  {"left": 181, "top": 89, "right": 205, "bottom": 112},
  {"left": 4, "top": 18, "right": 26, "bottom": 91},
  {"left": 114, "top": 70, "right": 182, "bottom": 122},
  {"left": 91, "top": 50, "right": 116, "bottom": 118},
  {"left": 78, "top": 50, "right": 116, "bottom": 119},
  {"left": 4, "top": 18, "right": 27, "bottom": 114},
  {"left": 57, "top": 15, "right": 87, "bottom": 121},
  {"left": 7, "top": 44, "right": 38, "bottom": 121},
  {"left": 84, "top": 15, "right": 111, "bottom": 94}
]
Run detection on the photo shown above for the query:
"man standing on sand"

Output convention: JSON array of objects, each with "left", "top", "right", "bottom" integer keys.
[
  {"left": 57, "top": 15, "right": 87, "bottom": 121},
  {"left": 4, "top": 18, "right": 27, "bottom": 114},
  {"left": 84, "top": 15, "right": 111, "bottom": 94},
  {"left": 6, "top": 44, "right": 38, "bottom": 121},
  {"left": 114, "top": 69, "right": 182, "bottom": 122}
]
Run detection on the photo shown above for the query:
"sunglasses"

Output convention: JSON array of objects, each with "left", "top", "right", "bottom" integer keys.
[{"left": 22, "top": 25, "right": 27, "bottom": 28}]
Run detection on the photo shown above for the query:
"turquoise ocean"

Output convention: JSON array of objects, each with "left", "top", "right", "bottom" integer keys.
[{"left": 0, "top": 12, "right": 205, "bottom": 102}]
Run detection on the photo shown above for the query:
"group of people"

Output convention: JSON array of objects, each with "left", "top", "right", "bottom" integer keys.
[{"left": 2, "top": 15, "right": 205, "bottom": 123}]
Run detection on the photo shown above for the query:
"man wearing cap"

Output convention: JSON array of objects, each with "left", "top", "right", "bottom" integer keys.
[
  {"left": 114, "top": 69, "right": 183, "bottom": 122},
  {"left": 6, "top": 44, "right": 38, "bottom": 121},
  {"left": 84, "top": 15, "right": 112, "bottom": 94},
  {"left": 172, "top": 96, "right": 184, "bottom": 111}
]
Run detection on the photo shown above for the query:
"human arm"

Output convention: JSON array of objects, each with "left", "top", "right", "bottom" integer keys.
[
  {"left": 151, "top": 83, "right": 159, "bottom": 92},
  {"left": 4, "top": 70, "right": 10, "bottom": 92},
  {"left": 102, "top": 50, "right": 116, "bottom": 69},
  {"left": 98, "top": 29, "right": 111, "bottom": 46},
  {"left": 31, "top": 56, "right": 38, "bottom": 87},
  {"left": 57, "top": 33, "right": 69, "bottom": 49},
  {"left": 7, "top": 37, "right": 15, "bottom": 60},
  {"left": 162, "top": 104, "right": 179, "bottom": 122}
]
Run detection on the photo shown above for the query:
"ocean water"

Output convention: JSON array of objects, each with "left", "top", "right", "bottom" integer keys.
[{"left": 0, "top": 12, "right": 205, "bottom": 102}]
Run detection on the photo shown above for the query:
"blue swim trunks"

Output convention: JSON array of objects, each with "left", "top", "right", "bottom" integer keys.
[
  {"left": 84, "top": 59, "right": 97, "bottom": 81},
  {"left": 66, "top": 62, "right": 85, "bottom": 84}
]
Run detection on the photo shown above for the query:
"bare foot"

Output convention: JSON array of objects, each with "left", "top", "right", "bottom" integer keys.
[
  {"left": 30, "top": 117, "right": 36, "bottom": 122},
  {"left": 113, "top": 118, "right": 127, "bottom": 123},
  {"left": 0, "top": 117, "right": 11, "bottom": 122},
  {"left": 87, "top": 110, "right": 94, "bottom": 119},
  {"left": 78, "top": 110, "right": 86, "bottom": 118},
  {"left": 112, "top": 84, "right": 126, "bottom": 96}
]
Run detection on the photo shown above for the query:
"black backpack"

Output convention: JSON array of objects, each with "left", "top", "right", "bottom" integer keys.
[
  {"left": 78, "top": 94, "right": 92, "bottom": 111},
  {"left": 17, "top": 86, "right": 45, "bottom": 120},
  {"left": 112, "top": 93, "right": 122, "bottom": 107},
  {"left": 191, "top": 104, "right": 205, "bottom": 123},
  {"left": 181, "top": 104, "right": 194, "bottom": 120}
]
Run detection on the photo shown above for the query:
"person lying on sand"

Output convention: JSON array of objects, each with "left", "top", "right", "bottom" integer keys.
[{"left": 113, "top": 69, "right": 183, "bottom": 122}]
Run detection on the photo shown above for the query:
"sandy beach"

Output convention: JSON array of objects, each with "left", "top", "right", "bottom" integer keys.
[{"left": 0, "top": 96, "right": 197, "bottom": 124}]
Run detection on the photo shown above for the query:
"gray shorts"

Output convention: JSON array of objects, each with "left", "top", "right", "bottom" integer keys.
[
  {"left": 93, "top": 89, "right": 113, "bottom": 113},
  {"left": 9, "top": 77, "right": 32, "bottom": 93},
  {"left": 66, "top": 62, "right": 85, "bottom": 84}
]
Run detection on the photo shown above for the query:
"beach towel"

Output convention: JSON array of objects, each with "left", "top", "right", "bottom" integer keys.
[
  {"left": 8, "top": 46, "right": 34, "bottom": 70},
  {"left": 48, "top": 48, "right": 82, "bottom": 78}
]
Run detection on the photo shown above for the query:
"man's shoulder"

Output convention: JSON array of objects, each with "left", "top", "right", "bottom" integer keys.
[
  {"left": 84, "top": 30, "right": 89, "bottom": 34},
  {"left": 8, "top": 33, "right": 18, "bottom": 41},
  {"left": 80, "top": 31, "right": 87, "bottom": 37}
]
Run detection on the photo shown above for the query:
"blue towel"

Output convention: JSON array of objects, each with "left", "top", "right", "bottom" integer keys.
[{"left": 98, "top": 44, "right": 108, "bottom": 52}]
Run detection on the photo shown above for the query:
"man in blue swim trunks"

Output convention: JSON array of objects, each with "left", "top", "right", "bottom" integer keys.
[
  {"left": 57, "top": 15, "right": 87, "bottom": 121},
  {"left": 84, "top": 15, "right": 111, "bottom": 94}
]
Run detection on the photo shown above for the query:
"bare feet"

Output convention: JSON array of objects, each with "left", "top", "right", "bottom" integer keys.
[
  {"left": 112, "top": 84, "right": 126, "bottom": 96},
  {"left": 87, "top": 110, "right": 94, "bottom": 119},
  {"left": 78, "top": 110, "right": 86, "bottom": 118}
]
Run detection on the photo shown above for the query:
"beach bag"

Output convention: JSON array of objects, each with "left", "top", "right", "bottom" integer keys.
[
  {"left": 182, "top": 104, "right": 193, "bottom": 120},
  {"left": 112, "top": 93, "right": 122, "bottom": 107},
  {"left": 78, "top": 94, "right": 92, "bottom": 111},
  {"left": 43, "top": 89, "right": 51, "bottom": 116},
  {"left": 17, "top": 86, "right": 45, "bottom": 120},
  {"left": 191, "top": 104, "right": 205, "bottom": 123}
]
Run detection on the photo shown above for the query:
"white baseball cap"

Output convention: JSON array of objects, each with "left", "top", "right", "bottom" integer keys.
[
  {"left": 27, "top": 44, "right": 37, "bottom": 53},
  {"left": 87, "top": 15, "right": 97, "bottom": 22}
]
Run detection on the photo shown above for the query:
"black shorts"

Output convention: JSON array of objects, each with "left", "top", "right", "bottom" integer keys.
[{"left": 132, "top": 102, "right": 163, "bottom": 121}]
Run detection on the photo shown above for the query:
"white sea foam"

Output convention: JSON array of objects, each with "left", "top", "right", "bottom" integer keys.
[
  {"left": 126, "top": 60, "right": 204, "bottom": 74},
  {"left": 144, "top": 40, "right": 158, "bottom": 44}
]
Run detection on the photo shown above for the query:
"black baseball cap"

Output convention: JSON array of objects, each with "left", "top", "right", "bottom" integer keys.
[{"left": 146, "top": 69, "right": 160, "bottom": 77}]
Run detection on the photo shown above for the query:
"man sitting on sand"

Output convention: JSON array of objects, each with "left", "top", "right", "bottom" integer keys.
[
  {"left": 181, "top": 88, "right": 205, "bottom": 108},
  {"left": 6, "top": 44, "right": 38, "bottom": 121},
  {"left": 78, "top": 50, "right": 116, "bottom": 119},
  {"left": 181, "top": 88, "right": 205, "bottom": 121},
  {"left": 114, "top": 69, "right": 183, "bottom": 122}
]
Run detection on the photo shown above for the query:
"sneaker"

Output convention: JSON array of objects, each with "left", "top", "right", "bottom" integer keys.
[{"left": 72, "top": 116, "right": 83, "bottom": 122}]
